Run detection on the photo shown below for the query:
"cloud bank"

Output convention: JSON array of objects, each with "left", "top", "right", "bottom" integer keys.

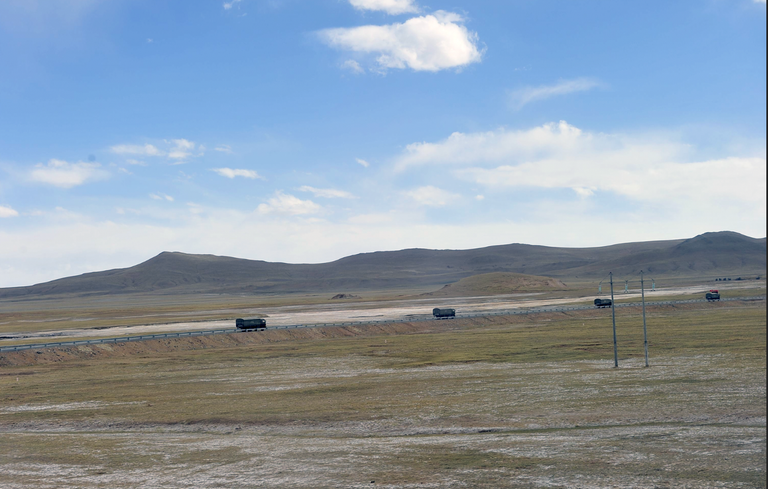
[
  {"left": 0, "top": 205, "right": 19, "bottom": 218},
  {"left": 29, "top": 159, "right": 108, "bottom": 188},
  {"left": 395, "top": 121, "right": 766, "bottom": 216}
]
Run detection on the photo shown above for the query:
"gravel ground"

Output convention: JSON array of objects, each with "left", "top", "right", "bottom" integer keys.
[
  {"left": 1, "top": 290, "right": 764, "bottom": 487},
  {"left": 1, "top": 355, "right": 764, "bottom": 488}
]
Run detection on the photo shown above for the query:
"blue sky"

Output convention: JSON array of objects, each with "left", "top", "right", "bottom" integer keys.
[{"left": 0, "top": 0, "right": 765, "bottom": 288}]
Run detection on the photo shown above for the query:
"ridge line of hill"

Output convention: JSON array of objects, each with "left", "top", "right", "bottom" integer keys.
[{"left": 0, "top": 231, "right": 764, "bottom": 299}]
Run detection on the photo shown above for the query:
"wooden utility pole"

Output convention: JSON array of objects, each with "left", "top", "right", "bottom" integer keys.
[
  {"left": 641, "top": 270, "right": 649, "bottom": 367},
  {"left": 610, "top": 272, "right": 618, "bottom": 368}
]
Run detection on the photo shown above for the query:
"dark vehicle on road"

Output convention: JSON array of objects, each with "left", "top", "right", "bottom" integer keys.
[
  {"left": 236, "top": 318, "right": 267, "bottom": 330},
  {"left": 594, "top": 298, "right": 612, "bottom": 308},
  {"left": 433, "top": 308, "right": 456, "bottom": 319},
  {"left": 705, "top": 290, "right": 720, "bottom": 302}
]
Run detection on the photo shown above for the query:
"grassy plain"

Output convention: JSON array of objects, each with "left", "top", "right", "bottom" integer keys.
[{"left": 0, "top": 300, "right": 765, "bottom": 488}]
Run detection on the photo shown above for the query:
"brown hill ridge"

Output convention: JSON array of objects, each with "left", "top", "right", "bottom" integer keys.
[
  {"left": 0, "top": 231, "right": 764, "bottom": 299},
  {"left": 424, "top": 272, "right": 568, "bottom": 298}
]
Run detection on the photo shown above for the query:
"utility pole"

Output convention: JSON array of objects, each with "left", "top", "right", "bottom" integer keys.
[
  {"left": 610, "top": 272, "right": 618, "bottom": 368},
  {"left": 641, "top": 270, "right": 649, "bottom": 367}
]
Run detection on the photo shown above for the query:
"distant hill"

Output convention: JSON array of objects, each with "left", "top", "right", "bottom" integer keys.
[
  {"left": 0, "top": 231, "right": 764, "bottom": 299},
  {"left": 422, "top": 272, "right": 568, "bottom": 298}
]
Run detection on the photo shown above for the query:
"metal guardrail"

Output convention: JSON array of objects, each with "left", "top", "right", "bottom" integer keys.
[{"left": 0, "top": 296, "right": 763, "bottom": 353}]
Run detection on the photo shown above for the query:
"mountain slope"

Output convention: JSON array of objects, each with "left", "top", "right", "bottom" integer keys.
[
  {"left": 0, "top": 231, "right": 764, "bottom": 298},
  {"left": 423, "top": 272, "right": 568, "bottom": 298}
]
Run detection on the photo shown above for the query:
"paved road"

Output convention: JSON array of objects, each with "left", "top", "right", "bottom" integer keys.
[{"left": 1, "top": 296, "right": 763, "bottom": 353}]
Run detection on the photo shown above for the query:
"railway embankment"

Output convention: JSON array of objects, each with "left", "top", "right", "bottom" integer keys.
[
  {"left": 1, "top": 299, "right": 761, "bottom": 367},
  {"left": 0, "top": 318, "right": 458, "bottom": 367}
]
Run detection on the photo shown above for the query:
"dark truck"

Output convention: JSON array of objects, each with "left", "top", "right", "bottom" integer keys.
[
  {"left": 594, "top": 298, "right": 612, "bottom": 308},
  {"left": 705, "top": 290, "right": 720, "bottom": 302},
  {"left": 235, "top": 318, "right": 267, "bottom": 331},
  {"left": 432, "top": 308, "right": 456, "bottom": 319}
]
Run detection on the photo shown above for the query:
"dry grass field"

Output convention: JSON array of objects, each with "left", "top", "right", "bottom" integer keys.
[{"left": 0, "top": 299, "right": 765, "bottom": 488}]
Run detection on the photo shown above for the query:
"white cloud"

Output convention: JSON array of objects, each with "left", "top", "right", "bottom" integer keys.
[
  {"left": 214, "top": 144, "right": 234, "bottom": 154},
  {"left": 395, "top": 120, "right": 767, "bottom": 216},
  {"left": 347, "top": 212, "right": 395, "bottom": 224},
  {"left": 356, "top": 158, "right": 370, "bottom": 167},
  {"left": 150, "top": 193, "right": 174, "bottom": 202},
  {"left": 572, "top": 187, "right": 595, "bottom": 198},
  {"left": 403, "top": 185, "right": 460, "bottom": 207},
  {"left": 349, "top": 0, "right": 419, "bottom": 15},
  {"left": 126, "top": 159, "right": 147, "bottom": 166},
  {"left": 223, "top": 0, "right": 241, "bottom": 10},
  {"left": 508, "top": 78, "right": 603, "bottom": 109},
  {"left": 110, "top": 143, "right": 164, "bottom": 157},
  {"left": 257, "top": 192, "right": 321, "bottom": 216},
  {"left": 342, "top": 59, "right": 365, "bottom": 74},
  {"left": 461, "top": 153, "right": 762, "bottom": 208},
  {"left": 299, "top": 186, "right": 356, "bottom": 199},
  {"left": 319, "top": 11, "right": 483, "bottom": 72},
  {"left": 167, "top": 138, "right": 198, "bottom": 160},
  {"left": 396, "top": 120, "right": 587, "bottom": 170},
  {"left": 110, "top": 139, "right": 202, "bottom": 162},
  {"left": 52, "top": 206, "right": 86, "bottom": 220},
  {"left": 29, "top": 159, "right": 108, "bottom": 188},
  {"left": 187, "top": 202, "right": 204, "bottom": 215},
  {"left": 0, "top": 205, "right": 19, "bottom": 218},
  {"left": 212, "top": 168, "right": 263, "bottom": 179}
]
